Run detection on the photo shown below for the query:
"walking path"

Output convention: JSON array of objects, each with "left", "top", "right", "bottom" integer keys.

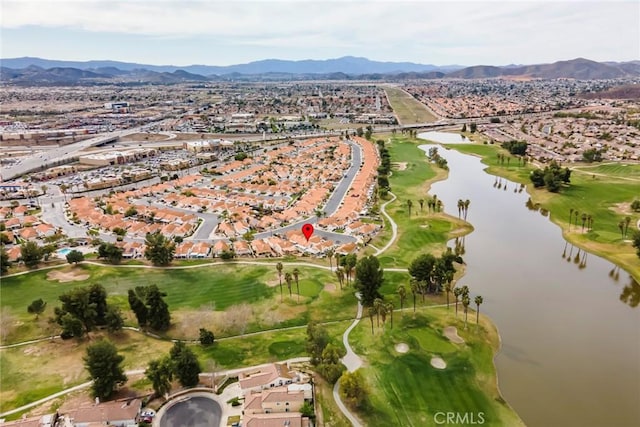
[{"left": 374, "top": 191, "right": 398, "bottom": 256}]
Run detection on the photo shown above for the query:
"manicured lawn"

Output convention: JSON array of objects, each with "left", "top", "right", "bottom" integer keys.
[
  {"left": 449, "top": 143, "right": 640, "bottom": 280},
  {"left": 0, "top": 263, "right": 356, "bottom": 343},
  {"left": 348, "top": 307, "right": 523, "bottom": 426},
  {"left": 368, "top": 136, "right": 473, "bottom": 268},
  {"left": 384, "top": 87, "right": 437, "bottom": 124}
]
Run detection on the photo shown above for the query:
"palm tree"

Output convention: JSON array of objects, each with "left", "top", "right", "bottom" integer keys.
[
  {"left": 368, "top": 306, "right": 376, "bottom": 335},
  {"left": 407, "top": 199, "right": 413, "bottom": 216},
  {"left": 335, "top": 268, "right": 344, "bottom": 290},
  {"left": 574, "top": 210, "right": 580, "bottom": 228},
  {"left": 387, "top": 302, "right": 394, "bottom": 329},
  {"left": 326, "top": 248, "right": 335, "bottom": 271},
  {"left": 444, "top": 282, "right": 452, "bottom": 310},
  {"left": 276, "top": 262, "right": 284, "bottom": 302},
  {"left": 418, "top": 199, "right": 425, "bottom": 213},
  {"left": 292, "top": 268, "right": 300, "bottom": 302},
  {"left": 453, "top": 287, "right": 463, "bottom": 317},
  {"left": 397, "top": 285, "right": 407, "bottom": 314},
  {"left": 618, "top": 220, "right": 625, "bottom": 239},
  {"left": 373, "top": 298, "right": 384, "bottom": 327},
  {"left": 569, "top": 208, "right": 574, "bottom": 231},
  {"left": 284, "top": 272, "right": 293, "bottom": 298},
  {"left": 624, "top": 216, "right": 631, "bottom": 238},
  {"left": 462, "top": 296, "right": 470, "bottom": 329},
  {"left": 474, "top": 295, "right": 483, "bottom": 324},
  {"left": 464, "top": 199, "right": 470, "bottom": 220},
  {"left": 410, "top": 279, "right": 418, "bottom": 313},
  {"left": 581, "top": 213, "right": 587, "bottom": 232},
  {"left": 379, "top": 303, "right": 388, "bottom": 329}
]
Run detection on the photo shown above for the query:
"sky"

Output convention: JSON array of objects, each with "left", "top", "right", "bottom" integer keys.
[{"left": 1, "top": 0, "right": 639, "bottom": 66}]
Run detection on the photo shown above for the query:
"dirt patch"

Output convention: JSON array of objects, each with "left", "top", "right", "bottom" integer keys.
[
  {"left": 47, "top": 269, "right": 90, "bottom": 282},
  {"left": 610, "top": 202, "right": 634, "bottom": 216},
  {"left": 430, "top": 356, "right": 447, "bottom": 369},
  {"left": 395, "top": 343, "right": 409, "bottom": 353},
  {"left": 393, "top": 162, "right": 408, "bottom": 171},
  {"left": 443, "top": 326, "right": 464, "bottom": 344},
  {"left": 323, "top": 283, "right": 338, "bottom": 293}
]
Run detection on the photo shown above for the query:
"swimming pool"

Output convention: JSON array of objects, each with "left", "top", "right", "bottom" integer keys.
[{"left": 57, "top": 248, "right": 73, "bottom": 256}]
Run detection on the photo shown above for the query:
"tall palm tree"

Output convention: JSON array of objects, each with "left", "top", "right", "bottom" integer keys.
[
  {"left": 457, "top": 199, "right": 463, "bottom": 218},
  {"left": 398, "top": 285, "right": 407, "bottom": 314},
  {"left": 474, "top": 295, "right": 483, "bottom": 324},
  {"left": 569, "top": 208, "right": 574, "bottom": 231},
  {"left": 373, "top": 298, "right": 384, "bottom": 327},
  {"left": 418, "top": 199, "right": 425, "bottom": 213},
  {"left": 462, "top": 295, "right": 470, "bottom": 329},
  {"left": 410, "top": 279, "right": 418, "bottom": 313},
  {"left": 292, "top": 268, "right": 300, "bottom": 302},
  {"left": 407, "top": 199, "right": 413, "bottom": 216},
  {"left": 624, "top": 216, "right": 631, "bottom": 238},
  {"left": 444, "top": 282, "right": 452, "bottom": 310},
  {"left": 387, "top": 302, "right": 394, "bottom": 329},
  {"left": 276, "top": 262, "right": 284, "bottom": 302},
  {"left": 464, "top": 199, "right": 470, "bottom": 220},
  {"left": 284, "top": 272, "right": 293, "bottom": 298},
  {"left": 453, "top": 287, "right": 462, "bottom": 317},
  {"left": 368, "top": 306, "right": 376, "bottom": 335},
  {"left": 581, "top": 213, "right": 587, "bottom": 232},
  {"left": 379, "top": 303, "right": 388, "bottom": 329},
  {"left": 335, "top": 268, "right": 344, "bottom": 290},
  {"left": 618, "top": 220, "right": 626, "bottom": 239},
  {"left": 326, "top": 248, "right": 335, "bottom": 271}
]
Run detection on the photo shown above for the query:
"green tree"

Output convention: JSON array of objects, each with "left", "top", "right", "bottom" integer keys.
[
  {"left": 105, "top": 305, "right": 124, "bottom": 332},
  {"left": 306, "top": 321, "right": 329, "bottom": 365},
  {"left": 60, "top": 312, "right": 84, "bottom": 339},
  {"left": 124, "top": 206, "right": 138, "bottom": 217},
  {"left": 0, "top": 246, "right": 10, "bottom": 274},
  {"left": 340, "top": 370, "right": 367, "bottom": 409},
  {"left": 88, "top": 284, "right": 108, "bottom": 325},
  {"left": 300, "top": 401, "right": 314, "bottom": 418},
  {"left": 66, "top": 250, "right": 84, "bottom": 265},
  {"left": 146, "top": 285, "right": 171, "bottom": 331},
  {"left": 326, "top": 248, "right": 335, "bottom": 271},
  {"left": 56, "top": 287, "right": 97, "bottom": 334},
  {"left": 406, "top": 199, "right": 413, "bottom": 216},
  {"left": 98, "top": 242, "right": 123, "bottom": 264},
  {"left": 453, "top": 287, "right": 463, "bottom": 317},
  {"left": 170, "top": 341, "right": 201, "bottom": 387},
  {"left": 462, "top": 295, "right": 471, "bottom": 329},
  {"left": 632, "top": 231, "right": 640, "bottom": 259},
  {"left": 128, "top": 289, "right": 148, "bottom": 327},
  {"left": 354, "top": 255, "right": 384, "bottom": 306},
  {"left": 27, "top": 298, "right": 47, "bottom": 319},
  {"left": 199, "top": 328, "right": 215, "bottom": 345},
  {"left": 408, "top": 253, "right": 436, "bottom": 291},
  {"left": 318, "top": 343, "right": 345, "bottom": 383},
  {"left": 335, "top": 268, "right": 345, "bottom": 290},
  {"left": 145, "top": 356, "right": 174, "bottom": 398},
  {"left": 83, "top": 339, "right": 127, "bottom": 400},
  {"left": 20, "top": 241, "right": 43, "bottom": 268},
  {"left": 144, "top": 232, "right": 176, "bottom": 266},
  {"left": 368, "top": 306, "right": 376, "bottom": 334}
]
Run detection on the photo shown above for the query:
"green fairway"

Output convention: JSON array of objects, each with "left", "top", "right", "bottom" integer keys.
[
  {"left": 0, "top": 263, "right": 356, "bottom": 343},
  {"left": 348, "top": 308, "right": 524, "bottom": 426},
  {"left": 449, "top": 143, "right": 640, "bottom": 280},
  {"left": 368, "top": 136, "right": 473, "bottom": 268}
]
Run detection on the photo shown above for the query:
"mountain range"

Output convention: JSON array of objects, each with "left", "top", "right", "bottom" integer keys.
[{"left": 1, "top": 56, "right": 639, "bottom": 85}]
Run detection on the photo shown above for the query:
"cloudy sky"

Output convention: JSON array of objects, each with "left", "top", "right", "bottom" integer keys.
[{"left": 2, "top": 0, "right": 638, "bottom": 66}]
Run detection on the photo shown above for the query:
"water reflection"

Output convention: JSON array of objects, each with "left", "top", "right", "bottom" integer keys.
[{"left": 620, "top": 276, "right": 640, "bottom": 307}]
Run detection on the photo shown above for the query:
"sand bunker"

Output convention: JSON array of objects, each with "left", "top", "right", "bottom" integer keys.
[
  {"left": 430, "top": 356, "right": 447, "bottom": 369},
  {"left": 395, "top": 343, "right": 409, "bottom": 353},
  {"left": 443, "top": 326, "right": 465, "bottom": 344},
  {"left": 393, "top": 162, "right": 408, "bottom": 171},
  {"left": 47, "top": 270, "right": 90, "bottom": 283}
]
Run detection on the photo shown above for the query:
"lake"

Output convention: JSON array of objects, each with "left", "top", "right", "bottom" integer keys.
[{"left": 417, "top": 136, "right": 640, "bottom": 427}]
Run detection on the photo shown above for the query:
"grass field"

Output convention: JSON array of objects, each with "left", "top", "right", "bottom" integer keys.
[
  {"left": 384, "top": 86, "right": 438, "bottom": 124},
  {"left": 448, "top": 142, "right": 640, "bottom": 280},
  {"left": 348, "top": 307, "right": 524, "bottom": 426},
  {"left": 0, "top": 263, "right": 357, "bottom": 343},
  {"left": 367, "top": 136, "right": 473, "bottom": 268}
]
